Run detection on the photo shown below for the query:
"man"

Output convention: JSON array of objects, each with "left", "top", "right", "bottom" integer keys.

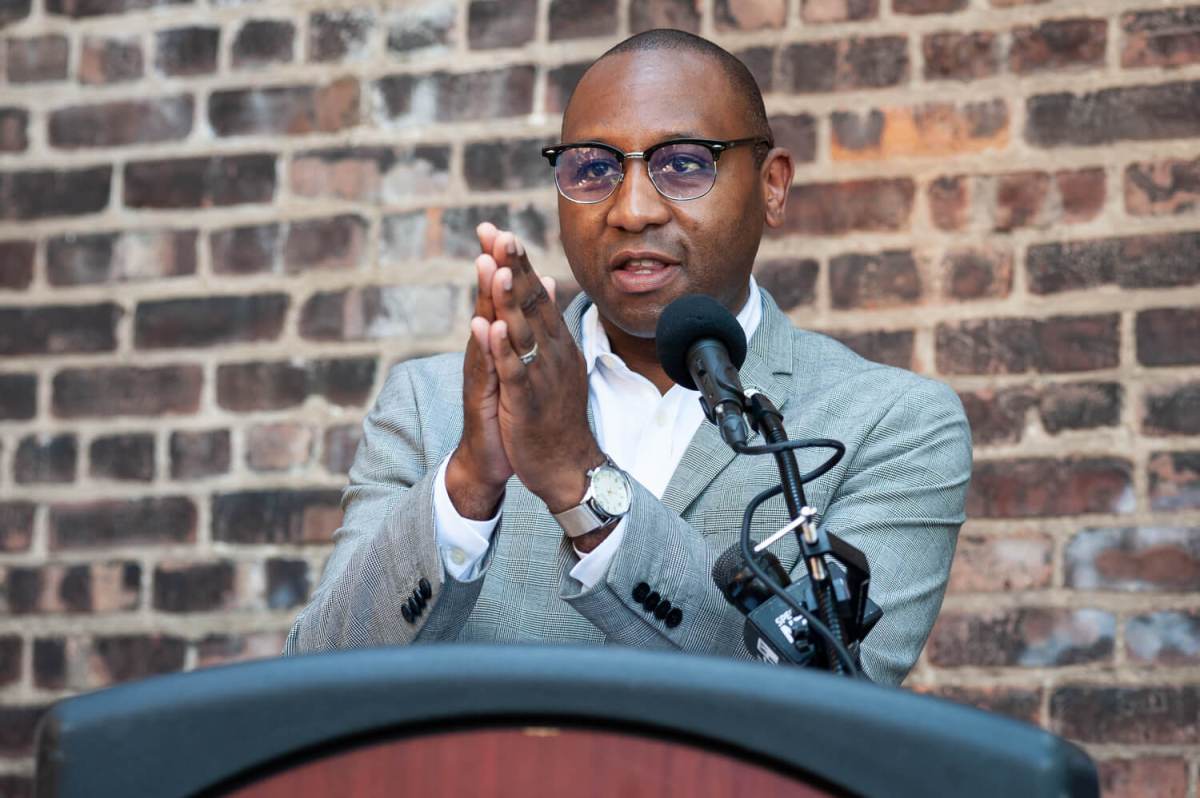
[{"left": 284, "top": 29, "right": 972, "bottom": 686}]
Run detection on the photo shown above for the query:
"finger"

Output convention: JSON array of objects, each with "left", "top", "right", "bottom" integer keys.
[
  {"left": 474, "top": 254, "right": 498, "bottom": 320},
  {"left": 489, "top": 319, "right": 531, "bottom": 387},
  {"left": 541, "top": 276, "right": 556, "bottom": 306},
  {"left": 492, "top": 266, "right": 539, "bottom": 358},
  {"left": 476, "top": 222, "right": 499, "bottom": 256}
]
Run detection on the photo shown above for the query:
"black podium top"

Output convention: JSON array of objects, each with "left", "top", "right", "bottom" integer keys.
[{"left": 35, "top": 645, "right": 1097, "bottom": 798}]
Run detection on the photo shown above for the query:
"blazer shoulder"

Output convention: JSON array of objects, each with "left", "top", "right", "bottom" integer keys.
[{"left": 374, "top": 352, "right": 465, "bottom": 408}]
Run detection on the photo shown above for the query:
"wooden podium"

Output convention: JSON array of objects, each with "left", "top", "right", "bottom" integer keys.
[{"left": 34, "top": 645, "right": 1098, "bottom": 797}]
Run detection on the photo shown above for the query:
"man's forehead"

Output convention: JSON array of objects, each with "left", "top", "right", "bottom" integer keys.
[{"left": 562, "top": 50, "right": 740, "bottom": 143}]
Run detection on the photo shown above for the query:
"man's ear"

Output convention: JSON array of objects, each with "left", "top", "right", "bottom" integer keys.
[{"left": 761, "top": 148, "right": 794, "bottom": 229}]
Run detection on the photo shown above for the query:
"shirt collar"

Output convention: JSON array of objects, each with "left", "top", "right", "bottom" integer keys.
[{"left": 581, "top": 276, "right": 763, "bottom": 378}]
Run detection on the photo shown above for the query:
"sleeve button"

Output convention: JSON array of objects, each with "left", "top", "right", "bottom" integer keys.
[
  {"left": 632, "top": 582, "right": 650, "bottom": 602},
  {"left": 665, "top": 607, "right": 683, "bottom": 628}
]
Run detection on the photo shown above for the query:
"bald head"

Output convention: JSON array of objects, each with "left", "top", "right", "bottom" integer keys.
[{"left": 563, "top": 29, "right": 773, "bottom": 155}]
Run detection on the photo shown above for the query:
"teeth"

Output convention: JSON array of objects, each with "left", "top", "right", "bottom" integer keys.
[{"left": 624, "top": 258, "right": 667, "bottom": 271}]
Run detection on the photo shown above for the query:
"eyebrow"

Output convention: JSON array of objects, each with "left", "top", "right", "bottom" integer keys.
[{"left": 565, "top": 131, "right": 706, "bottom": 147}]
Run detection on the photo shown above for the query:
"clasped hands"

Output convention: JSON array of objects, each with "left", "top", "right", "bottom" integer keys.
[{"left": 445, "top": 223, "right": 605, "bottom": 524}]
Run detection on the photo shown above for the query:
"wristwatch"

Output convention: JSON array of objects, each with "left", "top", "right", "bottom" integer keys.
[{"left": 552, "top": 457, "right": 633, "bottom": 539}]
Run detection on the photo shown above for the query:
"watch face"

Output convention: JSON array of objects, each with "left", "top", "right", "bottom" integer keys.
[{"left": 592, "top": 466, "right": 632, "bottom": 516}]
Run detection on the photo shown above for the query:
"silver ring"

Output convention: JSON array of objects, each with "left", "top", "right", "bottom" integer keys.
[{"left": 518, "top": 342, "right": 538, "bottom": 366}]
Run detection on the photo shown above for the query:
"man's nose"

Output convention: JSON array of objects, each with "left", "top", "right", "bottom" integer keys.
[{"left": 605, "top": 159, "right": 671, "bottom": 232}]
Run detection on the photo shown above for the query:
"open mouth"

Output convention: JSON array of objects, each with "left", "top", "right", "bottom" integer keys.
[{"left": 610, "top": 253, "right": 681, "bottom": 294}]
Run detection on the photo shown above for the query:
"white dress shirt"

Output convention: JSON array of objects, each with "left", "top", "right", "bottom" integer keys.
[{"left": 433, "top": 278, "right": 763, "bottom": 588}]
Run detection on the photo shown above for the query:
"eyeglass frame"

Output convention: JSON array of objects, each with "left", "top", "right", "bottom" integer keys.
[{"left": 540, "top": 136, "right": 773, "bottom": 204}]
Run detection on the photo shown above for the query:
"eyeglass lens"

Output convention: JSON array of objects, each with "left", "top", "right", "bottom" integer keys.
[{"left": 554, "top": 142, "right": 718, "bottom": 202}]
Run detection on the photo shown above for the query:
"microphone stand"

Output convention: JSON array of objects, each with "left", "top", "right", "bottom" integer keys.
[{"left": 742, "top": 391, "right": 848, "bottom": 675}]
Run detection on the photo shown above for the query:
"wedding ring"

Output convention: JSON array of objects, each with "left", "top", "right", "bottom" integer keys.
[{"left": 518, "top": 342, "right": 539, "bottom": 365}]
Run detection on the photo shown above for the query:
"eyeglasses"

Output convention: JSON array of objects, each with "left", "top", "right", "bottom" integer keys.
[{"left": 541, "top": 137, "right": 770, "bottom": 204}]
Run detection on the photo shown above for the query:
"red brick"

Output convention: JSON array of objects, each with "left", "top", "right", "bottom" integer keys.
[
  {"left": 195, "top": 632, "right": 287, "bottom": 668},
  {"left": 957, "top": 386, "right": 1035, "bottom": 445},
  {"left": 6, "top": 34, "right": 69, "bottom": 83},
  {"left": 1137, "top": 308, "right": 1200, "bottom": 367},
  {"left": 993, "top": 171, "right": 1050, "bottom": 232},
  {"left": 769, "top": 114, "right": 816, "bottom": 162},
  {"left": 0, "top": 0, "right": 30, "bottom": 26},
  {"left": 153, "top": 561, "right": 235, "bottom": 612},
  {"left": 1026, "top": 81, "right": 1200, "bottom": 147},
  {"left": 299, "top": 285, "right": 457, "bottom": 342},
  {"left": 545, "top": 62, "right": 588, "bottom": 113},
  {"left": 753, "top": 259, "right": 818, "bottom": 311},
  {"left": 1055, "top": 168, "right": 1107, "bottom": 223},
  {"left": 292, "top": 145, "right": 450, "bottom": 202},
  {"left": 52, "top": 365, "right": 202, "bottom": 418},
  {"left": 832, "top": 100, "right": 1007, "bottom": 161},
  {"left": 49, "top": 95, "right": 192, "bottom": 149},
  {"left": 170, "top": 429, "right": 230, "bottom": 480},
  {"left": 1, "top": 561, "right": 138, "bottom": 614},
  {"left": 829, "top": 251, "right": 920, "bottom": 309},
  {"left": 0, "top": 240, "right": 34, "bottom": 289},
  {"left": 0, "top": 373, "right": 36, "bottom": 420},
  {"left": 1010, "top": 18, "right": 1106, "bottom": 74},
  {"left": 0, "top": 302, "right": 121, "bottom": 357},
  {"left": 1122, "top": 6, "right": 1200, "bottom": 70},
  {"left": 310, "top": 10, "right": 375, "bottom": 61},
  {"left": 47, "top": 0, "right": 189, "bottom": 16},
  {"left": 266, "top": 559, "right": 309, "bottom": 608},
  {"left": 922, "top": 31, "right": 998, "bottom": 81},
  {"left": 1149, "top": 451, "right": 1200, "bottom": 512},
  {"left": 936, "top": 314, "right": 1118, "bottom": 375},
  {"left": 928, "top": 175, "right": 969, "bottom": 231},
  {"left": 210, "top": 223, "right": 279, "bottom": 275},
  {"left": 384, "top": 5, "right": 454, "bottom": 54},
  {"left": 943, "top": 247, "right": 1012, "bottom": 300},
  {"left": 232, "top": 19, "right": 294, "bottom": 68},
  {"left": 1126, "top": 611, "right": 1200, "bottom": 666},
  {"left": 897, "top": 0, "right": 966, "bottom": 13},
  {"left": 212, "top": 489, "right": 343, "bottom": 544},
  {"left": 1098, "top": 757, "right": 1188, "bottom": 798},
  {"left": 89, "top": 433, "right": 155, "bottom": 482},
  {"left": 47, "top": 230, "right": 197, "bottom": 286},
  {"left": 134, "top": 294, "right": 288, "bottom": 349},
  {"left": 630, "top": 0, "right": 701, "bottom": 33},
  {"left": 90, "top": 635, "right": 186, "bottom": 686},
  {"left": 0, "top": 166, "right": 112, "bottom": 220},
  {"left": 51, "top": 498, "right": 195, "bottom": 550},
  {"left": 209, "top": 79, "right": 359, "bottom": 138},
  {"left": 928, "top": 608, "right": 1114, "bottom": 667},
  {"left": 79, "top": 35, "right": 143, "bottom": 84},
  {"left": 0, "top": 635, "right": 20, "bottom": 687},
  {"left": 1037, "top": 381, "right": 1121, "bottom": 434},
  {"left": 322, "top": 424, "right": 362, "bottom": 474},
  {"left": 468, "top": 0, "right": 535, "bottom": 48},
  {"left": 778, "top": 178, "right": 914, "bottom": 236},
  {"left": 0, "top": 107, "right": 28, "bottom": 152},
  {"left": 715, "top": 0, "right": 786, "bottom": 30},
  {"left": 464, "top": 138, "right": 554, "bottom": 191},
  {"left": 948, "top": 532, "right": 1053, "bottom": 592},
  {"left": 15, "top": 434, "right": 76, "bottom": 484},
  {"left": 216, "top": 358, "right": 376, "bottom": 412},
  {"left": 377, "top": 66, "right": 535, "bottom": 125},
  {"left": 1065, "top": 527, "right": 1200, "bottom": 592},
  {"left": 549, "top": 0, "right": 617, "bottom": 39},
  {"left": 801, "top": 0, "right": 877, "bottom": 23},
  {"left": 1051, "top": 685, "right": 1198, "bottom": 744},
  {"left": 0, "top": 502, "right": 34, "bottom": 552},
  {"left": 967, "top": 457, "right": 1133, "bottom": 517},
  {"left": 825, "top": 330, "right": 913, "bottom": 369},
  {"left": 124, "top": 154, "right": 275, "bottom": 209},
  {"left": 33, "top": 638, "right": 65, "bottom": 690},
  {"left": 0, "top": 705, "right": 47, "bottom": 755},
  {"left": 1027, "top": 232, "right": 1200, "bottom": 294},
  {"left": 783, "top": 37, "right": 908, "bottom": 93},
  {"left": 246, "top": 422, "right": 313, "bottom": 471},
  {"left": 283, "top": 215, "right": 367, "bottom": 273},
  {"left": 154, "top": 27, "right": 218, "bottom": 76},
  {"left": 1144, "top": 382, "right": 1200, "bottom": 436},
  {"left": 1125, "top": 157, "right": 1200, "bottom": 216}
]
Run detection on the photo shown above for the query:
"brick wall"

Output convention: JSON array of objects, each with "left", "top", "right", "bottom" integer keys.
[{"left": 1, "top": 0, "right": 1198, "bottom": 794}]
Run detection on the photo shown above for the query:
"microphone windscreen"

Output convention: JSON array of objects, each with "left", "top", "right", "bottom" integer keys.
[
  {"left": 655, "top": 294, "right": 748, "bottom": 390},
  {"left": 712, "top": 542, "right": 746, "bottom": 588}
]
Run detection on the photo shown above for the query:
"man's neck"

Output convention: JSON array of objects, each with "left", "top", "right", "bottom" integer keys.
[{"left": 599, "top": 316, "right": 677, "bottom": 395}]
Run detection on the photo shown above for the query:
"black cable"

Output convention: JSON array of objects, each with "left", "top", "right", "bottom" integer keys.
[{"left": 739, "top": 483, "right": 864, "bottom": 679}]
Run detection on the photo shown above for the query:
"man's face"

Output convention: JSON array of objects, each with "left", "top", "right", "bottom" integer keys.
[{"left": 558, "top": 50, "right": 770, "bottom": 338}]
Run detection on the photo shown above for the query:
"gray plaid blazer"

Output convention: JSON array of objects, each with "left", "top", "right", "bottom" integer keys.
[{"left": 284, "top": 289, "right": 972, "bottom": 686}]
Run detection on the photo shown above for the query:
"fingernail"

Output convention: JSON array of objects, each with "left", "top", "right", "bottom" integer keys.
[
  {"left": 506, "top": 237, "right": 517, "bottom": 256},
  {"left": 501, "top": 270, "right": 512, "bottom": 291},
  {"left": 515, "top": 240, "right": 525, "bottom": 258}
]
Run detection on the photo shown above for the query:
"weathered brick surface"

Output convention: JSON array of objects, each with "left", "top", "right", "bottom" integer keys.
[{"left": 1, "top": 1, "right": 1199, "bottom": 782}]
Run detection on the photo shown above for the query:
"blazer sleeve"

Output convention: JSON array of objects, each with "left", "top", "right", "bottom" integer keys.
[
  {"left": 560, "top": 378, "right": 972, "bottom": 686},
  {"left": 283, "top": 362, "right": 493, "bottom": 655}
]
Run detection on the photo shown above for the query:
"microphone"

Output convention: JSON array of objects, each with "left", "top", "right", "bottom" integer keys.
[
  {"left": 712, "top": 542, "right": 883, "bottom": 671},
  {"left": 655, "top": 294, "right": 750, "bottom": 448}
]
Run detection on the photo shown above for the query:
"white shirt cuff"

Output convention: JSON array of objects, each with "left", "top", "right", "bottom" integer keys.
[
  {"left": 433, "top": 455, "right": 500, "bottom": 581},
  {"left": 568, "top": 517, "right": 626, "bottom": 590}
]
